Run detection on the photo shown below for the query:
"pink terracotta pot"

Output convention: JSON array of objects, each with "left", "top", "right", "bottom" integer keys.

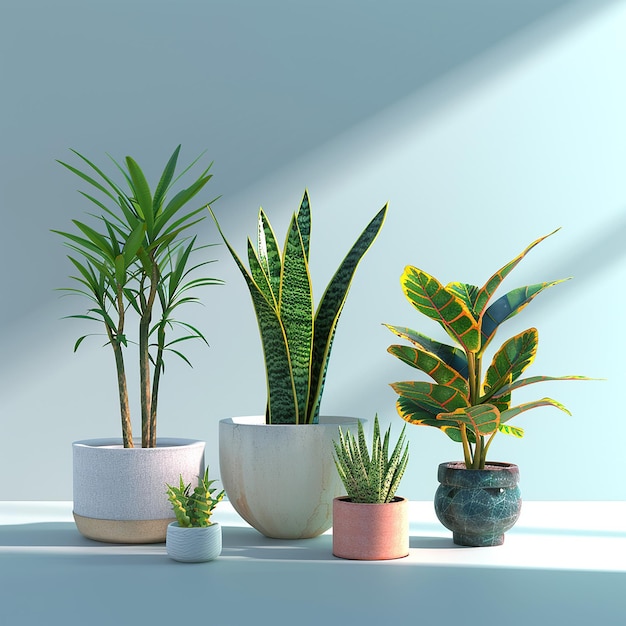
[{"left": 332, "top": 496, "right": 409, "bottom": 560}]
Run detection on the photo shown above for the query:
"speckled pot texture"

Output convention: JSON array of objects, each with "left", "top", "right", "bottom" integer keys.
[{"left": 434, "top": 461, "right": 521, "bottom": 547}]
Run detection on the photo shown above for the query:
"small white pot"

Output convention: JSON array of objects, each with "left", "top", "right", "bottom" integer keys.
[
  {"left": 73, "top": 438, "right": 205, "bottom": 544},
  {"left": 219, "top": 415, "right": 360, "bottom": 539},
  {"left": 166, "top": 522, "right": 222, "bottom": 562}
]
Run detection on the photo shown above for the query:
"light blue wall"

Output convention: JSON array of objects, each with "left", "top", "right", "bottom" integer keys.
[{"left": 1, "top": 0, "right": 624, "bottom": 501}]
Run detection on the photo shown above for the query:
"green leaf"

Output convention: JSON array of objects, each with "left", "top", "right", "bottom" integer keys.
[
  {"left": 400, "top": 266, "right": 480, "bottom": 353},
  {"left": 296, "top": 190, "right": 311, "bottom": 261},
  {"left": 499, "top": 423, "right": 524, "bottom": 438},
  {"left": 384, "top": 324, "right": 468, "bottom": 377},
  {"left": 480, "top": 280, "right": 568, "bottom": 353},
  {"left": 71, "top": 220, "right": 116, "bottom": 262},
  {"left": 123, "top": 222, "right": 146, "bottom": 266},
  {"left": 391, "top": 380, "right": 469, "bottom": 418},
  {"left": 125, "top": 156, "right": 154, "bottom": 233},
  {"left": 499, "top": 398, "right": 571, "bottom": 424},
  {"left": 387, "top": 344, "right": 469, "bottom": 395},
  {"left": 153, "top": 145, "right": 181, "bottom": 211},
  {"left": 279, "top": 214, "right": 314, "bottom": 422},
  {"left": 209, "top": 206, "right": 297, "bottom": 423},
  {"left": 437, "top": 403, "right": 501, "bottom": 437},
  {"left": 482, "top": 328, "right": 538, "bottom": 401},
  {"left": 257, "top": 208, "right": 281, "bottom": 303},
  {"left": 307, "top": 204, "right": 387, "bottom": 422},
  {"left": 114, "top": 254, "right": 125, "bottom": 285},
  {"left": 474, "top": 228, "right": 560, "bottom": 317},
  {"left": 492, "top": 374, "right": 592, "bottom": 399}
]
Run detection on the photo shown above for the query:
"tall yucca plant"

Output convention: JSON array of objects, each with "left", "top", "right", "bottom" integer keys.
[
  {"left": 386, "top": 229, "right": 589, "bottom": 469},
  {"left": 210, "top": 192, "right": 387, "bottom": 424},
  {"left": 54, "top": 146, "right": 222, "bottom": 448}
]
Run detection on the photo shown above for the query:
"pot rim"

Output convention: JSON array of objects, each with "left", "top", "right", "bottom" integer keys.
[
  {"left": 73, "top": 437, "right": 205, "bottom": 450},
  {"left": 167, "top": 521, "right": 221, "bottom": 530},
  {"left": 334, "top": 496, "right": 407, "bottom": 506},
  {"left": 220, "top": 415, "right": 361, "bottom": 428}
]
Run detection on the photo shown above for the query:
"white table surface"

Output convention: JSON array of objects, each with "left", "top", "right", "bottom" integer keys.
[{"left": 1, "top": 501, "right": 625, "bottom": 625}]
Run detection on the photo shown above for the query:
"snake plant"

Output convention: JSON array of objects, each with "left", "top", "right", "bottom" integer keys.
[
  {"left": 210, "top": 191, "right": 387, "bottom": 424},
  {"left": 386, "top": 229, "right": 589, "bottom": 470},
  {"left": 54, "top": 146, "right": 222, "bottom": 448},
  {"left": 166, "top": 468, "right": 224, "bottom": 528},
  {"left": 333, "top": 416, "right": 408, "bottom": 504}
]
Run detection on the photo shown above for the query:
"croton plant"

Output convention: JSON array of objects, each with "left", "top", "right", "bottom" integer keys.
[{"left": 386, "top": 229, "right": 589, "bottom": 470}]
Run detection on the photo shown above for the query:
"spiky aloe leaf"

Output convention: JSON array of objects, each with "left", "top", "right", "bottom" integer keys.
[
  {"left": 387, "top": 344, "right": 469, "bottom": 396},
  {"left": 279, "top": 215, "right": 314, "bottom": 423},
  {"left": 473, "top": 228, "right": 560, "bottom": 317},
  {"left": 480, "top": 280, "right": 567, "bottom": 353},
  {"left": 307, "top": 204, "right": 387, "bottom": 422},
  {"left": 401, "top": 266, "right": 480, "bottom": 353}
]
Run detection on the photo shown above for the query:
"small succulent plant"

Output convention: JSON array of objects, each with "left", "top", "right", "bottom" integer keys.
[
  {"left": 333, "top": 416, "right": 409, "bottom": 504},
  {"left": 166, "top": 468, "right": 224, "bottom": 528}
]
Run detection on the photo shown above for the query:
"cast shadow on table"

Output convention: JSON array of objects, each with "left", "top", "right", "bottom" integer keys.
[{"left": 0, "top": 522, "right": 459, "bottom": 557}]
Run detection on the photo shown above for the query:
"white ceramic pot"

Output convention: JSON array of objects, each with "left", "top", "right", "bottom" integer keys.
[
  {"left": 166, "top": 522, "right": 222, "bottom": 562},
  {"left": 219, "top": 415, "right": 360, "bottom": 539},
  {"left": 73, "top": 438, "right": 205, "bottom": 544}
]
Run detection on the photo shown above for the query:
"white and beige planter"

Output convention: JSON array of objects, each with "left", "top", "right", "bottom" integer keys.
[
  {"left": 166, "top": 522, "right": 222, "bottom": 562},
  {"left": 73, "top": 438, "right": 205, "bottom": 544},
  {"left": 219, "top": 415, "right": 360, "bottom": 539}
]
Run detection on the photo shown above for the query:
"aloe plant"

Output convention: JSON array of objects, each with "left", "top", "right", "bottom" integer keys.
[
  {"left": 166, "top": 468, "right": 224, "bottom": 528},
  {"left": 54, "top": 146, "right": 222, "bottom": 448},
  {"left": 386, "top": 229, "right": 589, "bottom": 470},
  {"left": 210, "top": 191, "right": 387, "bottom": 424},
  {"left": 333, "top": 416, "right": 408, "bottom": 504}
]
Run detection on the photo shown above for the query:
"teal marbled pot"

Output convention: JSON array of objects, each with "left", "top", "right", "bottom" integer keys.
[{"left": 434, "top": 462, "right": 521, "bottom": 547}]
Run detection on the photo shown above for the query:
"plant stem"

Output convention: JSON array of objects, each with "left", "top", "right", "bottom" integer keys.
[{"left": 140, "top": 256, "right": 159, "bottom": 448}]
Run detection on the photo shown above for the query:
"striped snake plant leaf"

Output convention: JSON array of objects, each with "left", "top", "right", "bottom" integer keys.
[
  {"left": 385, "top": 324, "right": 469, "bottom": 378},
  {"left": 306, "top": 204, "right": 387, "bottom": 422},
  {"left": 387, "top": 344, "right": 469, "bottom": 396},
  {"left": 480, "top": 280, "right": 568, "bottom": 354},
  {"left": 209, "top": 207, "right": 298, "bottom": 422},
  {"left": 257, "top": 209, "right": 281, "bottom": 303},
  {"left": 400, "top": 266, "right": 481, "bottom": 354},
  {"left": 473, "top": 228, "right": 561, "bottom": 318},
  {"left": 296, "top": 190, "right": 311, "bottom": 261},
  {"left": 248, "top": 238, "right": 276, "bottom": 306},
  {"left": 279, "top": 214, "right": 314, "bottom": 422}
]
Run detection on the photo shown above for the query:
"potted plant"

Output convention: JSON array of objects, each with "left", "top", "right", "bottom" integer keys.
[
  {"left": 332, "top": 415, "right": 409, "bottom": 560},
  {"left": 165, "top": 468, "right": 224, "bottom": 562},
  {"left": 210, "top": 191, "right": 387, "bottom": 538},
  {"left": 385, "top": 229, "right": 589, "bottom": 546},
  {"left": 54, "top": 145, "right": 221, "bottom": 543}
]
